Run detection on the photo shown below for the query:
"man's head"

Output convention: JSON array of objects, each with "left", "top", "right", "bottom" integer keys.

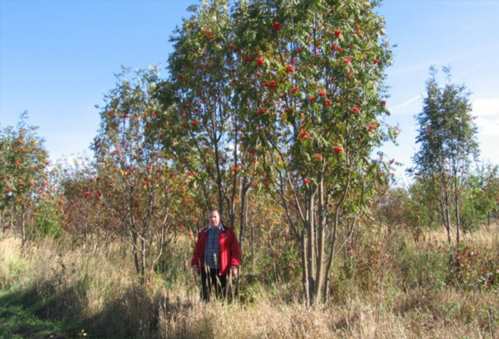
[{"left": 208, "top": 210, "right": 221, "bottom": 227}]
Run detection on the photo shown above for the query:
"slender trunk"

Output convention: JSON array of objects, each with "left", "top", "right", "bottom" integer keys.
[
  {"left": 141, "top": 235, "right": 147, "bottom": 284},
  {"left": 306, "top": 190, "right": 316, "bottom": 301},
  {"left": 454, "top": 175, "right": 461, "bottom": 245},
  {"left": 324, "top": 208, "right": 339, "bottom": 289},
  {"left": 302, "top": 230, "right": 310, "bottom": 307},
  {"left": 228, "top": 123, "right": 240, "bottom": 229},
  {"left": 211, "top": 110, "right": 225, "bottom": 218},
  {"left": 315, "top": 177, "right": 327, "bottom": 304},
  {"left": 239, "top": 178, "right": 249, "bottom": 247},
  {"left": 19, "top": 207, "right": 26, "bottom": 248},
  {"left": 251, "top": 221, "right": 255, "bottom": 272},
  {"left": 131, "top": 230, "right": 141, "bottom": 277},
  {"left": 441, "top": 172, "right": 452, "bottom": 244},
  {"left": 438, "top": 192, "right": 449, "bottom": 243}
]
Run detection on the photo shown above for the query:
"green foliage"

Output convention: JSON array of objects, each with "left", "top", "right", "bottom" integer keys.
[
  {"left": 28, "top": 199, "right": 63, "bottom": 239},
  {"left": 404, "top": 178, "right": 442, "bottom": 231},
  {"left": 0, "top": 113, "right": 48, "bottom": 217},
  {"left": 412, "top": 67, "right": 480, "bottom": 245},
  {"left": 0, "top": 290, "right": 71, "bottom": 339},
  {"left": 414, "top": 67, "right": 479, "bottom": 178},
  {"left": 397, "top": 243, "right": 448, "bottom": 290},
  {"left": 461, "top": 164, "right": 499, "bottom": 231},
  {"left": 92, "top": 67, "right": 186, "bottom": 284}
]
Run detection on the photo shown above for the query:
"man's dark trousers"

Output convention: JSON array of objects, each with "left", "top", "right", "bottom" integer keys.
[{"left": 200, "top": 267, "right": 227, "bottom": 301}]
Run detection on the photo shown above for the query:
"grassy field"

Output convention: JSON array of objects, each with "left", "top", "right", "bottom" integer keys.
[{"left": 0, "top": 225, "right": 497, "bottom": 338}]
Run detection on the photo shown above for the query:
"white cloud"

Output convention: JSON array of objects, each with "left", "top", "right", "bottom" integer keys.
[
  {"left": 472, "top": 97, "right": 499, "bottom": 164},
  {"left": 473, "top": 98, "right": 499, "bottom": 135},
  {"left": 473, "top": 98, "right": 499, "bottom": 117}
]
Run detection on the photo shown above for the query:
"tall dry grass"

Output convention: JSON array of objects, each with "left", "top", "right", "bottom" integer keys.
[
  {"left": 424, "top": 222, "right": 498, "bottom": 248},
  {"left": 0, "top": 225, "right": 497, "bottom": 339}
]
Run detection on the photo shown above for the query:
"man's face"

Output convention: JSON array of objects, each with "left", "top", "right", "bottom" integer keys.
[{"left": 209, "top": 211, "right": 220, "bottom": 227}]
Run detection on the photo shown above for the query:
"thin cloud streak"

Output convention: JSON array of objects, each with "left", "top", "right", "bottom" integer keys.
[{"left": 389, "top": 95, "right": 422, "bottom": 112}]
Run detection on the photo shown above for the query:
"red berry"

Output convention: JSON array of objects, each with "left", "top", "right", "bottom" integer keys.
[
  {"left": 256, "top": 55, "right": 265, "bottom": 66},
  {"left": 333, "top": 146, "right": 344, "bottom": 154},
  {"left": 272, "top": 21, "right": 282, "bottom": 31},
  {"left": 367, "top": 121, "right": 379, "bottom": 132},
  {"left": 312, "top": 153, "right": 323, "bottom": 161},
  {"left": 263, "top": 79, "right": 277, "bottom": 90},
  {"left": 298, "top": 128, "right": 311, "bottom": 141},
  {"left": 256, "top": 108, "right": 267, "bottom": 116},
  {"left": 231, "top": 164, "right": 241, "bottom": 174}
]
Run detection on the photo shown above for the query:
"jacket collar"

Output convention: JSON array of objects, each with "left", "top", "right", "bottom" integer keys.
[{"left": 207, "top": 223, "right": 224, "bottom": 231}]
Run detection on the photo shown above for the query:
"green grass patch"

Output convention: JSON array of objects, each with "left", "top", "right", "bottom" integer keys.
[{"left": 0, "top": 289, "right": 85, "bottom": 339}]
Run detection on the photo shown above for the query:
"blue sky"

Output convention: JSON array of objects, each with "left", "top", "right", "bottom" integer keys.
[{"left": 1, "top": 0, "right": 498, "bottom": 186}]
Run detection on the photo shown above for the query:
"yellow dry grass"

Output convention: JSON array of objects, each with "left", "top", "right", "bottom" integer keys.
[
  {"left": 424, "top": 223, "right": 498, "bottom": 249},
  {"left": 0, "top": 226, "right": 497, "bottom": 339}
]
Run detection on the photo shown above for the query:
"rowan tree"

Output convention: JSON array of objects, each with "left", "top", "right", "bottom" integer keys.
[
  {"left": 232, "top": 0, "right": 393, "bottom": 304},
  {"left": 0, "top": 113, "right": 49, "bottom": 244},
  {"left": 92, "top": 68, "right": 184, "bottom": 284}
]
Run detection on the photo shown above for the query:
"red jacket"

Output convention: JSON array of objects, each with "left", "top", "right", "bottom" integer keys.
[{"left": 191, "top": 225, "right": 241, "bottom": 276}]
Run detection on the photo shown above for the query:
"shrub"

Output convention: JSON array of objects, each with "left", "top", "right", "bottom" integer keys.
[
  {"left": 397, "top": 243, "right": 448, "bottom": 290},
  {"left": 28, "top": 199, "right": 63, "bottom": 239}
]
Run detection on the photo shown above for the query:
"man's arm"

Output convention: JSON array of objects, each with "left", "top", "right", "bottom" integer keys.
[
  {"left": 229, "top": 230, "right": 242, "bottom": 267},
  {"left": 191, "top": 231, "right": 204, "bottom": 271}
]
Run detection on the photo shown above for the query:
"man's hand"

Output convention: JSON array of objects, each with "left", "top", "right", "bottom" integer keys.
[{"left": 230, "top": 266, "right": 239, "bottom": 277}]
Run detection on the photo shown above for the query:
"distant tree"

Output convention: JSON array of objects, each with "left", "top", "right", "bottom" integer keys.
[
  {"left": 0, "top": 113, "right": 49, "bottom": 244},
  {"left": 462, "top": 163, "right": 499, "bottom": 230},
  {"left": 374, "top": 187, "right": 411, "bottom": 228},
  {"left": 406, "top": 177, "right": 441, "bottom": 231},
  {"left": 413, "top": 67, "right": 479, "bottom": 245}
]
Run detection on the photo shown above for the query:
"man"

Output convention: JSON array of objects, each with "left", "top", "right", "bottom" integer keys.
[{"left": 191, "top": 210, "right": 241, "bottom": 301}]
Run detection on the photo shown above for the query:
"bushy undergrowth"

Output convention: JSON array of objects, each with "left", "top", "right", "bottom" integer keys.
[{"left": 0, "top": 225, "right": 497, "bottom": 338}]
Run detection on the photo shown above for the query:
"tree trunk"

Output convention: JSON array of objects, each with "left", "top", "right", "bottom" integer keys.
[
  {"left": 315, "top": 178, "right": 327, "bottom": 304},
  {"left": 239, "top": 177, "right": 249, "bottom": 247},
  {"left": 131, "top": 230, "right": 141, "bottom": 279},
  {"left": 141, "top": 235, "right": 147, "bottom": 284},
  {"left": 301, "top": 230, "right": 310, "bottom": 307},
  {"left": 19, "top": 207, "right": 26, "bottom": 248},
  {"left": 306, "top": 190, "right": 317, "bottom": 302},
  {"left": 454, "top": 175, "right": 461, "bottom": 245},
  {"left": 250, "top": 219, "right": 255, "bottom": 272},
  {"left": 441, "top": 173, "right": 452, "bottom": 244}
]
